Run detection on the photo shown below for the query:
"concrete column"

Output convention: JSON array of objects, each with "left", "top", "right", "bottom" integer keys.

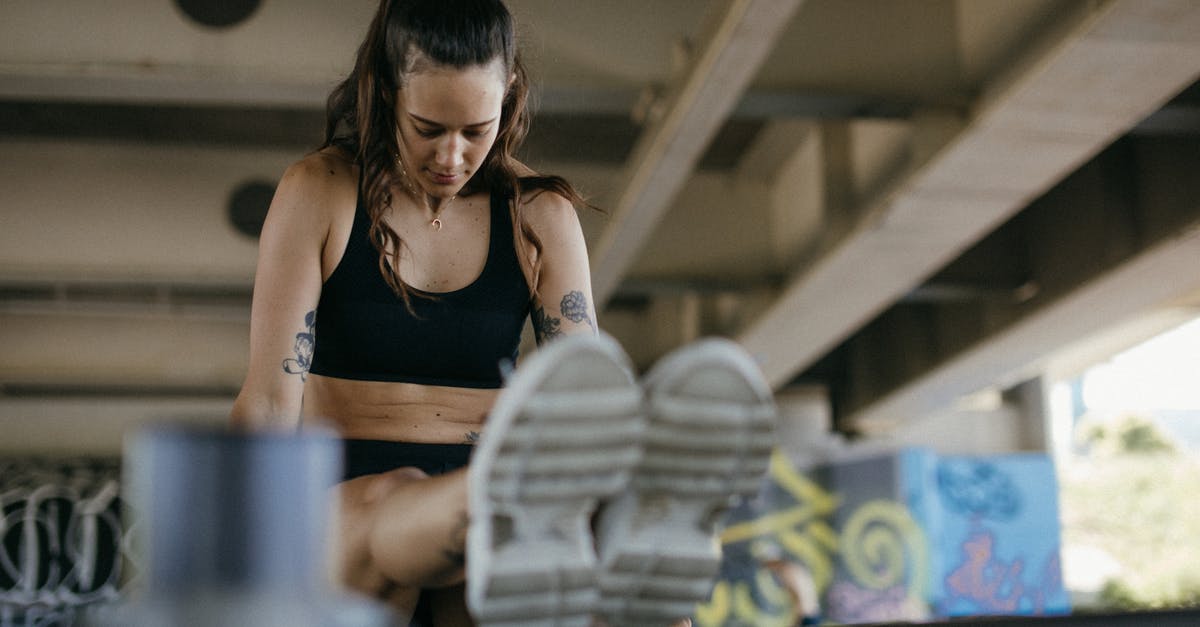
[{"left": 1004, "top": 376, "right": 1052, "bottom": 452}]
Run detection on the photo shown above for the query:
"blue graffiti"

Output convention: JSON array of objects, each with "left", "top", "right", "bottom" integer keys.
[{"left": 935, "top": 461, "right": 1020, "bottom": 520}]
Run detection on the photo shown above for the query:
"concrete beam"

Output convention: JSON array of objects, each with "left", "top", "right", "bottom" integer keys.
[
  {"left": 0, "top": 72, "right": 331, "bottom": 108},
  {"left": 0, "top": 398, "right": 231, "bottom": 456},
  {"left": 842, "top": 131, "right": 1200, "bottom": 431},
  {"left": 0, "top": 73, "right": 918, "bottom": 120},
  {"left": 849, "top": 225, "right": 1200, "bottom": 433},
  {"left": 737, "top": 119, "right": 823, "bottom": 269},
  {"left": 738, "top": 0, "right": 1200, "bottom": 388},
  {"left": 590, "top": 0, "right": 806, "bottom": 304},
  {"left": 833, "top": 134, "right": 1196, "bottom": 416},
  {"left": 0, "top": 311, "right": 249, "bottom": 391}
]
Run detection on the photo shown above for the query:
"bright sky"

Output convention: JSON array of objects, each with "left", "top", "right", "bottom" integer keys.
[{"left": 1081, "top": 316, "right": 1200, "bottom": 412}]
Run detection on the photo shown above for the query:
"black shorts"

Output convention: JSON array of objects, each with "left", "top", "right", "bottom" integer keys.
[{"left": 341, "top": 439, "right": 474, "bottom": 482}]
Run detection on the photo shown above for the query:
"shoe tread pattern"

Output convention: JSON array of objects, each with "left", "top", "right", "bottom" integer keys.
[
  {"left": 598, "top": 340, "right": 776, "bottom": 627},
  {"left": 470, "top": 336, "right": 642, "bottom": 626}
]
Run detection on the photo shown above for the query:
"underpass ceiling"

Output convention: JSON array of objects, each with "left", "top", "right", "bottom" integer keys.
[{"left": 2, "top": 0, "right": 1199, "bottom": 432}]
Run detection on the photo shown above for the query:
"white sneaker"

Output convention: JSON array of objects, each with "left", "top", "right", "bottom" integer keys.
[
  {"left": 595, "top": 338, "right": 777, "bottom": 627},
  {"left": 466, "top": 333, "right": 644, "bottom": 626}
]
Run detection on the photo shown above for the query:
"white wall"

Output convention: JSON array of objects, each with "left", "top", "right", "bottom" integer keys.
[{"left": 0, "top": 140, "right": 292, "bottom": 283}]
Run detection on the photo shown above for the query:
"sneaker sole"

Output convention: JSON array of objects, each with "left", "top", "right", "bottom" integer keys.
[
  {"left": 597, "top": 338, "right": 776, "bottom": 627},
  {"left": 467, "top": 334, "right": 643, "bottom": 626}
]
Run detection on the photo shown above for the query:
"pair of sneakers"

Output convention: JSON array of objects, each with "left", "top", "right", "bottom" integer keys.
[{"left": 465, "top": 333, "right": 777, "bottom": 626}]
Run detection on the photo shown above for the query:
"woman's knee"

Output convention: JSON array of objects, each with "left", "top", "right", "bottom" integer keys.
[{"left": 338, "top": 466, "right": 431, "bottom": 511}]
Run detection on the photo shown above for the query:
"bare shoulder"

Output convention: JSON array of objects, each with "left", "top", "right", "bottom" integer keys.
[
  {"left": 280, "top": 148, "right": 357, "bottom": 204},
  {"left": 260, "top": 149, "right": 357, "bottom": 241},
  {"left": 519, "top": 186, "right": 581, "bottom": 240},
  {"left": 256, "top": 149, "right": 358, "bottom": 252}
]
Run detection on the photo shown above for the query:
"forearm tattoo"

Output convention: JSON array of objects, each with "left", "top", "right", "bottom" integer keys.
[
  {"left": 463, "top": 431, "right": 480, "bottom": 444},
  {"left": 559, "top": 290, "right": 595, "bottom": 331},
  {"left": 532, "top": 305, "right": 562, "bottom": 345},
  {"left": 282, "top": 310, "right": 316, "bottom": 381}
]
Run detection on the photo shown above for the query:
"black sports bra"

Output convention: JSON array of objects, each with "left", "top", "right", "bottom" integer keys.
[{"left": 308, "top": 187, "right": 531, "bottom": 388}]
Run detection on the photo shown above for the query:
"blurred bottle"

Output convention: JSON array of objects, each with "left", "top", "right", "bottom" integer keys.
[{"left": 83, "top": 425, "right": 396, "bottom": 627}]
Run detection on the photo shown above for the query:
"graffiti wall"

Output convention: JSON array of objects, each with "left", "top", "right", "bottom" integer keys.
[
  {"left": 0, "top": 458, "right": 130, "bottom": 627},
  {"left": 694, "top": 448, "right": 1071, "bottom": 625},
  {"left": 922, "top": 453, "right": 1068, "bottom": 617},
  {"left": 0, "top": 450, "right": 1070, "bottom": 626}
]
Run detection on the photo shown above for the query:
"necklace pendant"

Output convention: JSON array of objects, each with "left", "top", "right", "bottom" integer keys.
[{"left": 431, "top": 218, "right": 442, "bottom": 230}]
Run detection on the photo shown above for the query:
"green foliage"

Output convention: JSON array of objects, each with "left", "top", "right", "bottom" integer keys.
[
  {"left": 1060, "top": 454, "right": 1200, "bottom": 611},
  {"left": 1099, "top": 577, "right": 1200, "bottom": 611},
  {"left": 1098, "top": 580, "right": 1145, "bottom": 611},
  {"left": 1077, "top": 413, "right": 1179, "bottom": 456}
]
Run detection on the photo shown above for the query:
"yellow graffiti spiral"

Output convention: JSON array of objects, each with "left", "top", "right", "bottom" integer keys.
[{"left": 839, "top": 500, "right": 928, "bottom": 595}]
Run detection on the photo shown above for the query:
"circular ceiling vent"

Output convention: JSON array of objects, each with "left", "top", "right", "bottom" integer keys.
[
  {"left": 175, "top": 0, "right": 262, "bottom": 29},
  {"left": 228, "top": 179, "right": 276, "bottom": 238}
]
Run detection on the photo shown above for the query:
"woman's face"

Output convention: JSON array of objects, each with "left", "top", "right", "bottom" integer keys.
[{"left": 395, "top": 58, "right": 508, "bottom": 199}]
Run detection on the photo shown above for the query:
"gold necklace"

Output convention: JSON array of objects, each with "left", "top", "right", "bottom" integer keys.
[{"left": 396, "top": 156, "right": 454, "bottom": 230}]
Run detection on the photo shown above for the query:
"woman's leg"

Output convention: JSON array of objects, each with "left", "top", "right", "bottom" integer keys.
[
  {"left": 333, "top": 458, "right": 692, "bottom": 627},
  {"left": 333, "top": 335, "right": 763, "bottom": 627},
  {"left": 334, "top": 466, "right": 471, "bottom": 605}
]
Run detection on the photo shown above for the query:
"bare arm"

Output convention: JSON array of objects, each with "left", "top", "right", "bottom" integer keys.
[
  {"left": 522, "top": 191, "right": 598, "bottom": 346},
  {"left": 231, "top": 154, "right": 347, "bottom": 430}
]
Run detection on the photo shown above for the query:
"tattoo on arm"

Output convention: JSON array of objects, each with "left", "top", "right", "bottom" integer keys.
[
  {"left": 282, "top": 310, "right": 316, "bottom": 381},
  {"left": 532, "top": 291, "right": 594, "bottom": 345},
  {"left": 560, "top": 290, "right": 595, "bottom": 331},
  {"left": 532, "top": 305, "right": 562, "bottom": 345},
  {"left": 464, "top": 431, "right": 480, "bottom": 444}
]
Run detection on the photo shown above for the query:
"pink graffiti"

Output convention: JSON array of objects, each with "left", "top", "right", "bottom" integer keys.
[
  {"left": 945, "top": 529, "right": 1028, "bottom": 613},
  {"left": 825, "top": 580, "right": 927, "bottom": 623}
]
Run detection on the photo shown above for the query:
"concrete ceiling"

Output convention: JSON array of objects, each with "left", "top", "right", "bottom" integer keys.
[{"left": 2, "top": 0, "right": 1199, "bottom": 442}]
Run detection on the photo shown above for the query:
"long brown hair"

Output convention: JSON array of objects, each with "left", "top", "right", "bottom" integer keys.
[{"left": 322, "top": 0, "right": 587, "bottom": 310}]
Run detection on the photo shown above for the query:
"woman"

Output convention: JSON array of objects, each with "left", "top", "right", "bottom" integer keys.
[
  {"left": 232, "top": 1, "right": 774, "bottom": 625},
  {"left": 230, "top": 0, "right": 627, "bottom": 623}
]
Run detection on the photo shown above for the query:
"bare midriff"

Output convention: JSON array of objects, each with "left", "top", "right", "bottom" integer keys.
[{"left": 301, "top": 373, "right": 498, "bottom": 444}]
